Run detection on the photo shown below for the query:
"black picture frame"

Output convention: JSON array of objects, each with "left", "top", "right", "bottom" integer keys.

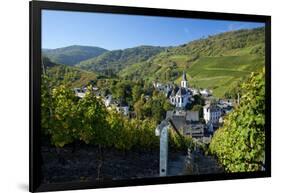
[{"left": 30, "top": 1, "right": 271, "bottom": 192}]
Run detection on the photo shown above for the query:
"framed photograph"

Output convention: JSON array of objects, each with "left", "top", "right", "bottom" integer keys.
[{"left": 30, "top": 1, "right": 271, "bottom": 192}]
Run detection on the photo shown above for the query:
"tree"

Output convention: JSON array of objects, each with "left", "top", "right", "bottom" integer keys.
[
  {"left": 149, "top": 99, "right": 163, "bottom": 123},
  {"left": 193, "top": 94, "right": 205, "bottom": 106},
  {"left": 111, "top": 81, "right": 132, "bottom": 104},
  {"left": 209, "top": 69, "right": 265, "bottom": 172},
  {"left": 134, "top": 96, "right": 146, "bottom": 119},
  {"left": 111, "top": 82, "right": 125, "bottom": 100},
  {"left": 132, "top": 84, "right": 142, "bottom": 103},
  {"left": 224, "top": 80, "right": 243, "bottom": 99}
]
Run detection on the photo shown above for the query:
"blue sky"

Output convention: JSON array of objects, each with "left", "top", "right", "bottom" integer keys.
[{"left": 42, "top": 10, "right": 265, "bottom": 50}]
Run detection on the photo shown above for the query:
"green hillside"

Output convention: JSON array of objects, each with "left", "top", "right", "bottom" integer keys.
[
  {"left": 42, "top": 45, "right": 108, "bottom": 66},
  {"left": 177, "top": 55, "right": 264, "bottom": 97},
  {"left": 168, "top": 27, "right": 265, "bottom": 57},
  {"left": 42, "top": 57, "right": 97, "bottom": 88},
  {"left": 119, "top": 27, "right": 265, "bottom": 98},
  {"left": 77, "top": 45, "right": 165, "bottom": 75}
]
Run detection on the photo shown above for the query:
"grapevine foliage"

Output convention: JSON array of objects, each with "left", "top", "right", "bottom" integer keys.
[
  {"left": 41, "top": 80, "right": 190, "bottom": 150},
  {"left": 209, "top": 69, "right": 265, "bottom": 172}
]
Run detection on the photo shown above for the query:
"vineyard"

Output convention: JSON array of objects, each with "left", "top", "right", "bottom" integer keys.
[
  {"left": 209, "top": 69, "right": 265, "bottom": 172},
  {"left": 41, "top": 75, "right": 193, "bottom": 151}
]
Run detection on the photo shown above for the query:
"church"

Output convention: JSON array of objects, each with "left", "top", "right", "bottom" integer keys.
[{"left": 169, "top": 72, "right": 191, "bottom": 108}]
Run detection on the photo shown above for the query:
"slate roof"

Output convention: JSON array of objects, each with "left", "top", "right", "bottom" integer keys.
[
  {"left": 176, "top": 87, "right": 187, "bottom": 96},
  {"left": 204, "top": 104, "right": 221, "bottom": 112},
  {"left": 170, "top": 86, "right": 179, "bottom": 97}
]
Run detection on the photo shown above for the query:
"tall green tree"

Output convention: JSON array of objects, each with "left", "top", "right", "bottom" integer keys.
[
  {"left": 132, "top": 84, "right": 143, "bottom": 103},
  {"left": 133, "top": 95, "right": 146, "bottom": 119}
]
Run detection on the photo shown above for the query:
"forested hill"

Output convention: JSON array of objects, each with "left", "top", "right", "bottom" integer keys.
[
  {"left": 77, "top": 45, "right": 166, "bottom": 75},
  {"left": 42, "top": 45, "right": 108, "bottom": 66},
  {"left": 42, "top": 57, "right": 97, "bottom": 88},
  {"left": 119, "top": 27, "right": 265, "bottom": 97}
]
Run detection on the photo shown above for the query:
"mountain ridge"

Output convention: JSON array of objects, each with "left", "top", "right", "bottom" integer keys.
[
  {"left": 77, "top": 45, "right": 166, "bottom": 75},
  {"left": 42, "top": 45, "right": 108, "bottom": 66}
]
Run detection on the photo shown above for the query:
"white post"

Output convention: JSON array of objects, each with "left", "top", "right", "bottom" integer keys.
[
  {"left": 237, "top": 92, "right": 240, "bottom": 105},
  {"left": 155, "top": 121, "right": 169, "bottom": 176}
]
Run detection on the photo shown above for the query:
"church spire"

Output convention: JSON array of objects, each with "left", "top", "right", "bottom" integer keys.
[
  {"left": 182, "top": 71, "right": 187, "bottom": 81},
  {"left": 181, "top": 71, "right": 188, "bottom": 88}
]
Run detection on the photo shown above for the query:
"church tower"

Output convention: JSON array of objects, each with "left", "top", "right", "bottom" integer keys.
[{"left": 181, "top": 71, "right": 188, "bottom": 88}]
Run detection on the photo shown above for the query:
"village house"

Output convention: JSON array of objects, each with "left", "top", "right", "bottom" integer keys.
[
  {"left": 189, "top": 88, "right": 200, "bottom": 95},
  {"left": 203, "top": 103, "right": 222, "bottom": 128},
  {"left": 74, "top": 86, "right": 100, "bottom": 98},
  {"left": 74, "top": 88, "right": 86, "bottom": 98},
  {"left": 73, "top": 88, "right": 129, "bottom": 116},
  {"left": 104, "top": 95, "right": 113, "bottom": 107},
  {"left": 200, "top": 89, "right": 212, "bottom": 97},
  {"left": 153, "top": 82, "right": 163, "bottom": 89},
  {"left": 115, "top": 105, "right": 129, "bottom": 116},
  {"left": 217, "top": 99, "right": 234, "bottom": 116}
]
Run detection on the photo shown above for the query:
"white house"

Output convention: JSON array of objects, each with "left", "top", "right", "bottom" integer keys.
[
  {"left": 169, "top": 72, "right": 191, "bottom": 108},
  {"left": 200, "top": 89, "right": 212, "bottom": 97},
  {"left": 74, "top": 86, "right": 100, "bottom": 98},
  {"left": 115, "top": 106, "right": 129, "bottom": 116},
  {"left": 190, "top": 88, "right": 199, "bottom": 95},
  {"left": 74, "top": 88, "right": 86, "bottom": 98},
  {"left": 92, "top": 87, "right": 99, "bottom": 91},
  {"left": 203, "top": 103, "right": 221, "bottom": 125},
  {"left": 153, "top": 82, "right": 164, "bottom": 90},
  {"left": 104, "top": 95, "right": 113, "bottom": 107}
]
